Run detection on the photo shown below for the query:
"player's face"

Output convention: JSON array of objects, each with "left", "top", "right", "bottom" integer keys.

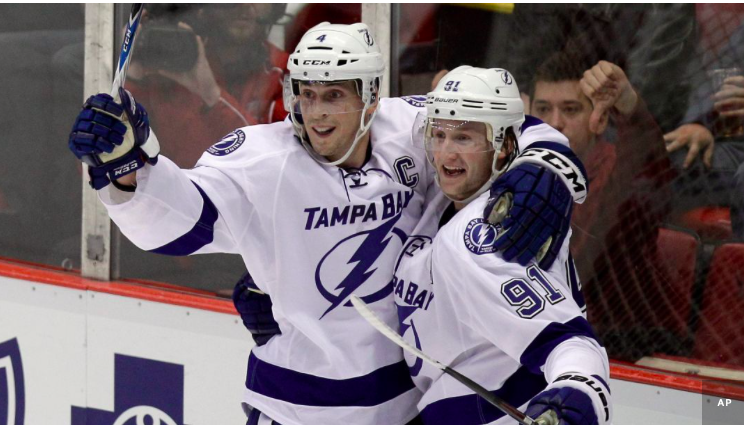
[
  {"left": 299, "top": 81, "right": 368, "bottom": 163},
  {"left": 430, "top": 120, "right": 494, "bottom": 201},
  {"left": 532, "top": 80, "right": 596, "bottom": 159}
]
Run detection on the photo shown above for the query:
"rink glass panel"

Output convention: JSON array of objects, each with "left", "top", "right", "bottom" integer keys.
[{"left": 0, "top": 4, "right": 84, "bottom": 272}]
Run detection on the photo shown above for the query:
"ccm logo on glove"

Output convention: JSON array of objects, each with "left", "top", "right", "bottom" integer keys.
[
  {"left": 519, "top": 148, "right": 587, "bottom": 202},
  {"left": 113, "top": 159, "right": 142, "bottom": 177}
]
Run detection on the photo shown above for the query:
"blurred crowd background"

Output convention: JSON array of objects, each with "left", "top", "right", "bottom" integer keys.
[{"left": 1, "top": 3, "right": 743, "bottom": 378}]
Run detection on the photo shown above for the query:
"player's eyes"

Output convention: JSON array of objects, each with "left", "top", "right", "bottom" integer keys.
[
  {"left": 301, "top": 90, "right": 315, "bottom": 99},
  {"left": 327, "top": 90, "right": 344, "bottom": 100},
  {"left": 534, "top": 106, "right": 550, "bottom": 115},
  {"left": 563, "top": 106, "right": 580, "bottom": 115}
]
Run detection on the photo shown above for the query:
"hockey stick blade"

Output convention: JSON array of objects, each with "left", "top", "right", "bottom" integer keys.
[{"left": 350, "top": 295, "right": 548, "bottom": 425}]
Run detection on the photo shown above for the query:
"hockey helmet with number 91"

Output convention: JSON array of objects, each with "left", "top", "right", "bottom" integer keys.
[
  {"left": 284, "top": 22, "right": 385, "bottom": 166},
  {"left": 414, "top": 65, "right": 526, "bottom": 202}
]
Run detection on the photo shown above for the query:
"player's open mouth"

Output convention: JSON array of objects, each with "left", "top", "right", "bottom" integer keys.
[
  {"left": 312, "top": 126, "right": 336, "bottom": 137},
  {"left": 442, "top": 165, "right": 465, "bottom": 177}
]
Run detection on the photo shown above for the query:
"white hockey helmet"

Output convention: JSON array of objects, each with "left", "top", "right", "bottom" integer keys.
[
  {"left": 284, "top": 22, "right": 385, "bottom": 166},
  {"left": 416, "top": 65, "right": 525, "bottom": 202}
]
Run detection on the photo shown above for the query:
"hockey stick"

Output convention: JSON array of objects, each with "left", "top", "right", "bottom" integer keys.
[
  {"left": 351, "top": 295, "right": 554, "bottom": 425},
  {"left": 111, "top": 3, "right": 144, "bottom": 97},
  {"left": 103, "top": 3, "right": 159, "bottom": 162}
]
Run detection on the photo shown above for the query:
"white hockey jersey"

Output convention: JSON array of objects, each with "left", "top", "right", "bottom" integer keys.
[
  {"left": 99, "top": 97, "right": 436, "bottom": 425},
  {"left": 393, "top": 120, "right": 609, "bottom": 425}
]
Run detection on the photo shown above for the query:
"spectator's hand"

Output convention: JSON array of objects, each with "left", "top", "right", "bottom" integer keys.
[
  {"left": 663, "top": 123, "right": 715, "bottom": 169},
  {"left": 713, "top": 75, "right": 744, "bottom": 118},
  {"left": 158, "top": 23, "right": 222, "bottom": 108},
  {"left": 580, "top": 61, "right": 638, "bottom": 133}
]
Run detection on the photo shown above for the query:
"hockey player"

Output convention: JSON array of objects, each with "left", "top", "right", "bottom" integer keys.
[
  {"left": 68, "top": 23, "right": 587, "bottom": 425},
  {"left": 393, "top": 66, "right": 611, "bottom": 425}
]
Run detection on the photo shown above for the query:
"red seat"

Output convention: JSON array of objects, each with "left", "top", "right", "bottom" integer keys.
[
  {"left": 678, "top": 207, "right": 732, "bottom": 241},
  {"left": 588, "top": 227, "right": 699, "bottom": 353},
  {"left": 653, "top": 227, "right": 700, "bottom": 337},
  {"left": 693, "top": 243, "right": 744, "bottom": 367}
]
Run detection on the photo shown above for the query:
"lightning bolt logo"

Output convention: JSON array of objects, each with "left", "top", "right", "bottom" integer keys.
[{"left": 316, "top": 213, "right": 404, "bottom": 319}]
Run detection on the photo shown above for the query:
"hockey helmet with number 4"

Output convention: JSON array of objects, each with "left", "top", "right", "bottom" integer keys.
[{"left": 284, "top": 22, "right": 385, "bottom": 166}]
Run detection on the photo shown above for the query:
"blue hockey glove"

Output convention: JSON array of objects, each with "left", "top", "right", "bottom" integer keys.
[
  {"left": 68, "top": 87, "right": 160, "bottom": 190},
  {"left": 526, "top": 373, "right": 611, "bottom": 425},
  {"left": 525, "top": 386, "right": 597, "bottom": 425},
  {"left": 232, "top": 272, "right": 280, "bottom": 347},
  {"left": 484, "top": 163, "right": 573, "bottom": 269}
]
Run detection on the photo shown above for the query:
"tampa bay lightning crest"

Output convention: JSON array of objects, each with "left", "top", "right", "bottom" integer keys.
[
  {"left": 463, "top": 218, "right": 502, "bottom": 255},
  {"left": 208, "top": 129, "right": 246, "bottom": 156},
  {"left": 401, "top": 95, "right": 427, "bottom": 108},
  {"left": 316, "top": 213, "right": 408, "bottom": 319},
  {"left": 501, "top": 70, "right": 513, "bottom": 85},
  {"left": 0, "top": 338, "right": 25, "bottom": 425},
  {"left": 358, "top": 28, "right": 374, "bottom": 46}
]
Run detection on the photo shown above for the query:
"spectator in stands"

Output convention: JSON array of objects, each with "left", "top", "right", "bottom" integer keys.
[
  {"left": 530, "top": 52, "right": 674, "bottom": 360},
  {"left": 128, "top": 4, "right": 289, "bottom": 168},
  {"left": 664, "top": 20, "right": 744, "bottom": 241}
]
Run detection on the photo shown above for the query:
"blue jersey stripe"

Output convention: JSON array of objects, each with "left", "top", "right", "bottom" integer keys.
[
  {"left": 150, "top": 182, "right": 218, "bottom": 256},
  {"left": 520, "top": 115, "right": 544, "bottom": 133},
  {"left": 520, "top": 316, "right": 599, "bottom": 374},
  {"left": 420, "top": 366, "right": 547, "bottom": 425},
  {"left": 245, "top": 352, "right": 415, "bottom": 407},
  {"left": 567, "top": 253, "right": 586, "bottom": 312}
]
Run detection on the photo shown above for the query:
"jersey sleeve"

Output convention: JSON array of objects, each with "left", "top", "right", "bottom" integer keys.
[
  {"left": 431, "top": 220, "right": 599, "bottom": 374},
  {"left": 97, "top": 123, "right": 290, "bottom": 256},
  {"left": 541, "top": 337, "right": 613, "bottom": 424},
  {"left": 98, "top": 155, "right": 245, "bottom": 255}
]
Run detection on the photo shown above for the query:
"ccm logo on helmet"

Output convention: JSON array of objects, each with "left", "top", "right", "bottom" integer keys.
[{"left": 303, "top": 60, "right": 332, "bottom": 66}]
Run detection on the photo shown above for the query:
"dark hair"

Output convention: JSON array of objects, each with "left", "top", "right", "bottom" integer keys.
[{"left": 529, "top": 48, "right": 592, "bottom": 101}]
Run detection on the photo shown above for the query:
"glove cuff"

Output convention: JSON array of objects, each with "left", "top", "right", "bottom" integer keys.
[
  {"left": 511, "top": 142, "right": 588, "bottom": 204},
  {"left": 139, "top": 128, "right": 161, "bottom": 163},
  {"left": 545, "top": 373, "right": 612, "bottom": 425},
  {"left": 87, "top": 148, "right": 146, "bottom": 190}
]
